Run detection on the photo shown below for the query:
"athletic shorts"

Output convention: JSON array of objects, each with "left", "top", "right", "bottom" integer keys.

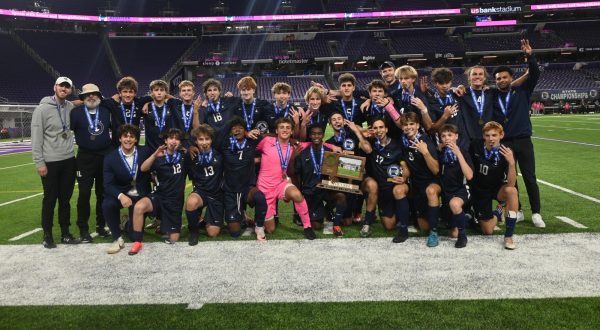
[
  {"left": 263, "top": 180, "right": 295, "bottom": 220},
  {"left": 472, "top": 186, "right": 503, "bottom": 221},
  {"left": 192, "top": 188, "right": 224, "bottom": 227},
  {"left": 148, "top": 194, "right": 183, "bottom": 233},
  {"left": 377, "top": 186, "right": 395, "bottom": 218},
  {"left": 442, "top": 187, "right": 470, "bottom": 206},
  {"left": 224, "top": 189, "right": 249, "bottom": 223},
  {"left": 411, "top": 179, "right": 440, "bottom": 217},
  {"left": 305, "top": 190, "right": 327, "bottom": 223}
]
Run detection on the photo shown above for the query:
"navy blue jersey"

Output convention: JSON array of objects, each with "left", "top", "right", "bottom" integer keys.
[
  {"left": 325, "top": 130, "right": 360, "bottom": 155},
  {"left": 364, "top": 103, "right": 402, "bottom": 139},
  {"left": 458, "top": 88, "right": 494, "bottom": 142},
  {"left": 150, "top": 150, "right": 187, "bottom": 200},
  {"left": 200, "top": 97, "right": 240, "bottom": 130},
  {"left": 390, "top": 88, "right": 426, "bottom": 124},
  {"left": 470, "top": 140, "right": 509, "bottom": 191},
  {"left": 214, "top": 133, "right": 260, "bottom": 193},
  {"left": 387, "top": 80, "right": 400, "bottom": 94},
  {"left": 439, "top": 146, "right": 473, "bottom": 195},
  {"left": 186, "top": 148, "right": 224, "bottom": 194},
  {"left": 103, "top": 146, "right": 152, "bottom": 199},
  {"left": 144, "top": 99, "right": 178, "bottom": 151},
  {"left": 400, "top": 134, "right": 439, "bottom": 184},
  {"left": 169, "top": 100, "right": 195, "bottom": 148},
  {"left": 366, "top": 138, "right": 404, "bottom": 189},
  {"left": 231, "top": 97, "right": 271, "bottom": 132},
  {"left": 264, "top": 103, "right": 296, "bottom": 132},
  {"left": 103, "top": 96, "right": 151, "bottom": 148},
  {"left": 294, "top": 145, "right": 332, "bottom": 195},
  {"left": 70, "top": 105, "right": 112, "bottom": 153}
]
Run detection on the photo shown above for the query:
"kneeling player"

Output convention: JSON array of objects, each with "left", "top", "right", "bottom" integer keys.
[
  {"left": 128, "top": 128, "right": 186, "bottom": 255},
  {"left": 438, "top": 124, "right": 473, "bottom": 248},
  {"left": 294, "top": 124, "right": 347, "bottom": 236},
  {"left": 185, "top": 124, "right": 225, "bottom": 245},
  {"left": 470, "top": 121, "right": 519, "bottom": 250}
]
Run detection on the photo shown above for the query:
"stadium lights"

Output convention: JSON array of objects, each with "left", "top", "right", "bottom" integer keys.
[
  {"left": 367, "top": 21, "right": 379, "bottom": 25},
  {"left": 256, "top": 25, "right": 263, "bottom": 29},
  {"left": 447, "top": 57, "right": 463, "bottom": 60},
  {"left": 411, "top": 19, "right": 423, "bottom": 23},
  {"left": 356, "top": 60, "right": 367, "bottom": 64},
  {"left": 407, "top": 58, "right": 427, "bottom": 62},
  {"left": 346, "top": 22, "right": 357, "bottom": 25},
  {"left": 434, "top": 18, "right": 451, "bottom": 22},
  {"left": 325, "top": 23, "right": 336, "bottom": 26},
  {"left": 483, "top": 55, "right": 498, "bottom": 58},
  {"left": 334, "top": 61, "right": 345, "bottom": 65},
  {"left": 390, "top": 20, "right": 402, "bottom": 24}
]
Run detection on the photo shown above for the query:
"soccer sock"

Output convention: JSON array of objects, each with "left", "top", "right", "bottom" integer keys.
[
  {"left": 294, "top": 199, "right": 311, "bottom": 229},
  {"left": 394, "top": 197, "right": 409, "bottom": 233},
  {"left": 505, "top": 213, "right": 517, "bottom": 237},
  {"left": 427, "top": 206, "right": 440, "bottom": 232},
  {"left": 185, "top": 209, "right": 200, "bottom": 231},
  {"left": 333, "top": 202, "right": 346, "bottom": 226},
  {"left": 493, "top": 203, "right": 503, "bottom": 221},
  {"left": 252, "top": 191, "right": 267, "bottom": 227},
  {"left": 131, "top": 230, "right": 143, "bottom": 242},
  {"left": 454, "top": 211, "right": 467, "bottom": 238},
  {"left": 230, "top": 230, "right": 241, "bottom": 238},
  {"left": 364, "top": 210, "right": 375, "bottom": 225}
]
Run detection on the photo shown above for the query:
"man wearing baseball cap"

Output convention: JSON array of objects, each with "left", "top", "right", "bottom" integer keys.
[
  {"left": 70, "top": 83, "right": 113, "bottom": 242},
  {"left": 379, "top": 61, "right": 400, "bottom": 91},
  {"left": 32, "top": 77, "right": 80, "bottom": 248}
]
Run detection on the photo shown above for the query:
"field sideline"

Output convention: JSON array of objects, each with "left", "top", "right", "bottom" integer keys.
[{"left": 1, "top": 114, "right": 600, "bottom": 328}]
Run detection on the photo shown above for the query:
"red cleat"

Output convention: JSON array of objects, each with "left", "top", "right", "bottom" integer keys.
[{"left": 128, "top": 241, "right": 143, "bottom": 255}]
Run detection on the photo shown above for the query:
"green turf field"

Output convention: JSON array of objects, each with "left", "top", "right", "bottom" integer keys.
[{"left": 1, "top": 113, "right": 600, "bottom": 328}]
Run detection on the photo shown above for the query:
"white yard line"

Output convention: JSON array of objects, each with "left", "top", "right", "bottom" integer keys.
[
  {"left": 0, "top": 163, "right": 33, "bottom": 170},
  {"left": 556, "top": 216, "right": 588, "bottom": 229},
  {"left": 8, "top": 228, "right": 42, "bottom": 241},
  {"left": 1, "top": 233, "right": 600, "bottom": 306},
  {"left": 534, "top": 125, "right": 600, "bottom": 131},
  {"left": 532, "top": 136, "right": 600, "bottom": 147},
  {"left": 525, "top": 175, "right": 600, "bottom": 205},
  {"left": 0, "top": 193, "right": 42, "bottom": 207}
]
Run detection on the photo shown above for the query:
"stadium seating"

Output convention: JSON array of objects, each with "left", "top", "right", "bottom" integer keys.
[
  {"left": 16, "top": 30, "right": 117, "bottom": 95},
  {"left": 389, "top": 29, "right": 462, "bottom": 54},
  {"left": 0, "top": 33, "right": 53, "bottom": 103}
]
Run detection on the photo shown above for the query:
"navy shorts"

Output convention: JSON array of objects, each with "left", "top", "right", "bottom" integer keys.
[
  {"left": 192, "top": 188, "right": 224, "bottom": 227},
  {"left": 411, "top": 179, "right": 440, "bottom": 217},
  {"left": 377, "top": 186, "right": 395, "bottom": 218},
  {"left": 224, "top": 190, "right": 248, "bottom": 223},
  {"left": 148, "top": 194, "right": 183, "bottom": 233},
  {"left": 472, "top": 186, "right": 502, "bottom": 221}
]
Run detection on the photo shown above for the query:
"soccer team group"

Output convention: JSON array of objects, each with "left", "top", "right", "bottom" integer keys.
[{"left": 31, "top": 39, "right": 546, "bottom": 255}]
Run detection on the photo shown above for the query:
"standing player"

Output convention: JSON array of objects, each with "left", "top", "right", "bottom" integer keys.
[
  {"left": 32, "top": 77, "right": 79, "bottom": 248},
  {"left": 231, "top": 76, "right": 272, "bottom": 134},
  {"left": 185, "top": 124, "right": 225, "bottom": 244},
  {"left": 172, "top": 80, "right": 199, "bottom": 148},
  {"left": 438, "top": 124, "right": 473, "bottom": 248},
  {"left": 144, "top": 80, "right": 178, "bottom": 151},
  {"left": 199, "top": 78, "right": 238, "bottom": 130},
  {"left": 128, "top": 128, "right": 186, "bottom": 255},
  {"left": 293, "top": 124, "right": 347, "bottom": 235},
  {"left": 364, "top": 79, "right": 403, "bottom": 139},
  {"left": 298, "top": 86, "right": 329, "bottom": 141},
  {"left": 492, "top": 39, "right": 544, "bottom": 228},
  {"left": 70, "top": 84, "right": 113, "bottom": 242},
  {"left": 400, "top": 112, "right": 441, "bottom": 247},
  {"left": 458, "top": 66, "right": 495, "bottom": 144},
  {"left": 390, "top": 65, "right": 432, "bottom": 130},
  {"left": 102, "top": 124, "right": 151, "bottom": 254},
  {"left": 470, "top": 122, "right": 519, "bottom": 249},
  {"left": 351, "top": 118, "right": 410, "bottom": 241}
]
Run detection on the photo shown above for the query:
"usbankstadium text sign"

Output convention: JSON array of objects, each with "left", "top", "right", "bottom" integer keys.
[{"left": 470, "top": 6, "right": 523, "bottom": 15}]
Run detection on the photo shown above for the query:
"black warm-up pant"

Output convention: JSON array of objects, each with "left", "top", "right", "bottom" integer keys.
[
  {"left": 76, "top": 150, "right": 107, "bottom": 233},
  {"left": 503, "top": 137, "right": 541, "bottom": 214},
  {"left": 40, "top": 157, "right": 76, "bottom": 235}
]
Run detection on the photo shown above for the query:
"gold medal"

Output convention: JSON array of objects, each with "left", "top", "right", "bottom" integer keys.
[
  {"left": 131, "top": 179, "right": 136, "bottom": 187},
  {"left": 504, "top": 118, "right": 508, "bottom": 124},
  {"left": 184, "top": 133, "right": 190, "bottom": 140},
  {"left": 90, "top": 135, "right": 96, "bottom": 141},
  {"left": 479, "top": 118, "right": 484, "bottom": 125},
  {"left": 61, "top": 132, "right": 68, "bottom": 139}
]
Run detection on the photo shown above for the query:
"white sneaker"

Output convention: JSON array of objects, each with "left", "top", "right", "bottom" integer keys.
[
  {"left": 107, "top": 237, "right": 124, "bottom": 254},
  {"left": 532, "top": 213, "right": 546, "bottom": 228},
  {"left": 255, "top": 226, "right": 266, "bottom": 241},
  {"left": 516, "top": 210, "right": 525, "bottom": 222}
]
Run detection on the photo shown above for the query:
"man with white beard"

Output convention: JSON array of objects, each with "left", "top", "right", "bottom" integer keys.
[{"left": 70, "top": 84, "right": 113, "bottom": 242}]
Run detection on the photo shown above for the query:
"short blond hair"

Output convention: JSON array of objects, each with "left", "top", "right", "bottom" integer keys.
[
  {"left": 149, "top": 79, "right": 169, "bottom": 93},
  {"left": 271, "top": 82, "right": 292, "bottom": 94},
  {"left": 304, "top": 86, "right": 324, "bottom": 104},
  {"left": 395, "top": 65, "right": 418, "bottom": 80},
  {"left": 178, "top": 80, "right": 195, "bottom": 90}
]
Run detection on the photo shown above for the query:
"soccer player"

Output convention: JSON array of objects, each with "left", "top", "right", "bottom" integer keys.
[
  {"left": 458, "top": 66, "right": 495, "bottom": 144},
  {"left": 492, "top": 39, "right": 545, "bottom": 228},
  {"left": 298, "top": 86, "right": 329, "bottom": 141},
  {"left": 144, "top": 80, "right": 178, "bottom": 151},
  {"left": 199, "top": 78, "right": 238, "bottom": 130},
  {"left": 390, "top": 65, "right": 432, "bottom": 130},
  {"left": 267, "top": 82, "right": 299, "bottom": 132},
  {"left": 364, "top": 79, "right": 403, "bottom": 139},
  {"left": 172, "top": 80, "right": 199, "bottom": 148},
  {"left": 128, "top": 128, "right": 187, "bottom": 255},
  {"left": 438, "top": 124, "right": 473, "bottom": 248},
  {"left": 70, "top": 84, "right": 112, "bottom": 242},
  {"left": 255, "top": 117, "right": 340, "bottom": 240},
  {"left": 32, "top": 77, "right": 79, "bottom": 248},
  {"left": 470, "top": 121, "right": 519, "bottom": 250},
  {"left": 351, "top": 118, "right": 410, "bottom": 241},
  {"left": 185, "top": 124, "right": 225, "bottom": 244},
  {"left": 213, "top": 116, "right": 265, "bottom": 240},
  {"left": 293, "top": 124, "right": 347, "bottom": 235},
  {"left": 400, "top": 112, "right": 441, "bottom": 247},
  {"left": 231, "top": 76, "right": 272, "bottom": 134},
  {"left": 102, "top": 124, "right": 151, "bottom": 254}
]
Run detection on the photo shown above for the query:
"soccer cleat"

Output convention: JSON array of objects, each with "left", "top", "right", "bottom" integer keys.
[
  {"left": 128, "top": 241, "right": 143, "bottom": 255},
  {"left": 42, "top": 235, "right": 57, "bottom": 249},
  {"left": 392, "top": 230, "right": 409, "bottom": 243},
  {"left": 426, "top": 231, "right": 439, "bottom": 247},
  {"left": 353, "top": 212, "right": 363, "bottom": 224},
  {"left": 96, "top": 227, "right": 111, "bottom": 238},
  {"left": 164, "top": 239, "right": 175, "bottom": 245},
  {"left": 333, "top": 225, "right": 344, "bottom": 237},
  {"left": 304, "top": 228, "right": 316, "bottom": 240},
  {"left": 359, "top": 224, "right": 372, "bottom": 238},
  {"left": 145, "top": 217, "right": 159, "bottom": 229},
  {"left": 504, "top": 237, "right": 516, "bottom": 250},
  {"left": 292, "top": 213, "right": 303, "bottom": 227},
  {"left": 107, "top": 237, "right": 124, "bottom": 254},
  {"left": 79, "top": 233, "right": 94, "bottom": 244},
  {"left": 255, "top": 226, "right": 267, "bottom": 241},
  {"left": 532, "top": 213, "right": 546, "bottom": 228},
  {"left": 455, "top": 236, "right": 468, "bottom": 248},
  {"left": 188, "top": 230, "right": 199, "bottom": 246},
  {"left": 516, "top": 210, "right": 525, "bottom": 222},
  {"left": 61, "top": 234, "right": 81, "bottom": 245}
]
